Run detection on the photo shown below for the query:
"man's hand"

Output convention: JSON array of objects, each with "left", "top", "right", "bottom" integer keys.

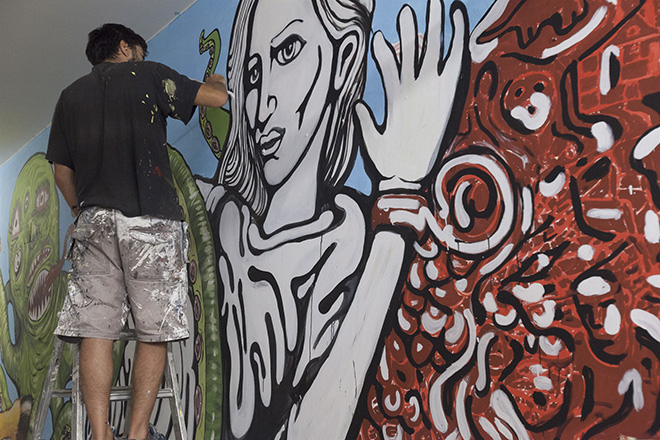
[
  {"left": 195, "top": 73, "right": 228, "bottom": 108},
  {"left": 355, "top": 0, "right": 468, "bottom": 186},
  {"left": 206, "top": 73, "right": 226, "bottom": 88}
]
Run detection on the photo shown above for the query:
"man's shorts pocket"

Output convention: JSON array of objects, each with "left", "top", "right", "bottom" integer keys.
[
  {"left": 70, "top": 226, "right": 110, "bottom": 275},
  {"left": 127, "top": 227, "right": 181, "bottom": 280}
]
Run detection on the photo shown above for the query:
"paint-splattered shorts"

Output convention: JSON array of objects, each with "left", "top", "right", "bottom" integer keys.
[{"left": 55, "top": 207, "right": 190, "bottom": 342}]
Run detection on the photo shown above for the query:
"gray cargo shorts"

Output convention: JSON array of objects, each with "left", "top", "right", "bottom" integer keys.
[{"left": 55, "top": 207, "right": 190, "bottom": 342}]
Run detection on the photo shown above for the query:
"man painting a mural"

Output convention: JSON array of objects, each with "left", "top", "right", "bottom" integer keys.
[{"left": 45, "top": 23, "right": 227, "bottom": 440}]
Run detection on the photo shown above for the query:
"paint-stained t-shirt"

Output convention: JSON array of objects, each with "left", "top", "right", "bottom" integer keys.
[{"left": 46, "top": 61, "right": 202, "bottom": 220}]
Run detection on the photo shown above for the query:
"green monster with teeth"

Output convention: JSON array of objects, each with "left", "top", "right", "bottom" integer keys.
[{"left": 0, "top": 153, "right": 73, "bottom": 439}]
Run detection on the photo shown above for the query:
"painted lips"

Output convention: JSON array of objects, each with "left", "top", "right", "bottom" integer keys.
[{"left": 258, "top": 128, "right": 284, "bottom": 158}]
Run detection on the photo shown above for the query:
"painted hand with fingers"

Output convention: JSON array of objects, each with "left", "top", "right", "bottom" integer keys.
[{"left": 355, "top": 0, "right": 469, "bottom": 185}]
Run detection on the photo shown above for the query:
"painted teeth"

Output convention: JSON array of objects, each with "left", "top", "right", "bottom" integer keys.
[
  {"left": 28, "top": 246, "right": 51, "bottom": 285},
  {"left": 28, "top": 270, "right": 50, "bottom": 321}
]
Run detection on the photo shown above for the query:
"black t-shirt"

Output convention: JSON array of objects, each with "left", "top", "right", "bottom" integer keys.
[{"left": 46, "top": 61, "right": 202, "bottom": 220}]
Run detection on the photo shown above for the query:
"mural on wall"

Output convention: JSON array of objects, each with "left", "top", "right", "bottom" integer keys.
[
  {"left": 197, "top": 0, "right": 469, "bottom": 438},
  {"left": 0, "top": 153, "right": 72, "bottom": 440},
  {"left": 197, "top": 0, "right": 660, "bottom": 438},
  {"left": 355, "top": 0, "right": 660, "bottom": 438},
  {"left": 1, "top": 0, "right": 660, "bottom": 439}
]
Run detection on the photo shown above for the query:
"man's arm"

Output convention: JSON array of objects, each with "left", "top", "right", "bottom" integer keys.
[
  {"left": 53, "top": 164, "right": 79, "bottom": 217},
  {"left": 195, "top": 74, "right": 228, "bottom": 108}
]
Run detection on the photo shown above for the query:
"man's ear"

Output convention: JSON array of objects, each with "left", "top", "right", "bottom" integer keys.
[
  {"left": 118, "top": 40, "right": 131, "bottom": 58},
  {"left": 334, "top": 33, "right": 359, "bottom": 91}
]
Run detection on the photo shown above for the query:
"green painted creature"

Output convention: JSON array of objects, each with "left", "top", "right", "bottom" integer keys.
[
  {"left": 0, "top": 153, "right": 73, "bottom": 439},
  {"left": 167, "top": 145, "right": 222, "bottom": 440}
]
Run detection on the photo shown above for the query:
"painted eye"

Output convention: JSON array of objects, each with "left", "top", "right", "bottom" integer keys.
[
  {"left": 13, "top": 247, "right": 21, "bottom": 276},
  {"left": 24, "top": 193, "right": 29, "bottom": 211},
  {"left": 10, "top": 205, "right": 20, "bottom": 239},
  {"left": 246, "top": 56, "right": 262, "bottom": 88},
  {"left": 249, "top": 66, "right": 260, "bottom": 86},
  {"left": 35, "top": 186, "right": 50, "bottom": 212},
  {"left": 273, "top": 35, "right": 306, "bottom": 66}
]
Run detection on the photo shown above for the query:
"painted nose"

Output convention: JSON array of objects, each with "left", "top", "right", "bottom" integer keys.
[
  {"left": 256, "top": 72, "right": 277, "bottom": 124},
  {"left": 257, "top": 92, "right": 277, "bottom": 125}
]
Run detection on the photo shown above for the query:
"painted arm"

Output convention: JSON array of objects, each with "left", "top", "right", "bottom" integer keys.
[
  {"left": 53, "top": 164, "right": 79, "bottom": 217},
  {"left": 195, "top": 74, "right": 228, "bottom": 108},
  {"left": 287, "top": 231, "right": 406, "bottom": 440}
]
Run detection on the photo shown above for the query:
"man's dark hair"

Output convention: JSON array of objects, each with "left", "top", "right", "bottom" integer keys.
[{"left": 86, "top": 23, "right": 148, "bottom": 66}]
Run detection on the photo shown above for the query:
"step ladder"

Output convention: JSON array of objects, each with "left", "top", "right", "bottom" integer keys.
[{"left": 30, "top": 331, "right": 187, "bottom": 440}]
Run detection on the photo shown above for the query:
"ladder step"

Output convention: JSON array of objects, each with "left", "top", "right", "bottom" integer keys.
[
  {"left": 108, "top": 387, "right": 177, "bottom": 401},
  {"left": 50, "top": 386, "right": 176, "bottom": 401}
]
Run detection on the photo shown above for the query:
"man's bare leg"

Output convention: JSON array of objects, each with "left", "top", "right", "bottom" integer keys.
[
  {"left": 80, "top": 338, "right": 115, "bottom": 440},
  {"left": 126, "top": 341, "right": 167, "bottom": 440}
]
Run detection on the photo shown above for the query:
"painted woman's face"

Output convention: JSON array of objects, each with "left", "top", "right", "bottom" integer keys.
[{"left": 245, "top": 0, "right": 335, "bottom": 187}]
